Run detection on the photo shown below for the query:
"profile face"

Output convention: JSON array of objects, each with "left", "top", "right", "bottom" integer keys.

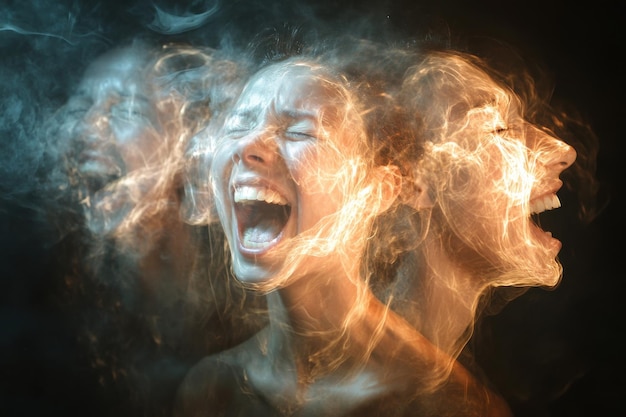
[
  {"left": 418, "top": 54, "right": 577, "bottom": 286},
  {"left": 62, "top": 46, "right": 162, "bottom": 192},
  {"left": 210, "top": 60, "right": 365, "bottom": 284}
]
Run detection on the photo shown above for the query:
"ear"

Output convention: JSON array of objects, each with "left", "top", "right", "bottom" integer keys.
[
  {"left": 401, "top": 174, "right": 434, "bottom": 211},
  {"left": 372, "top": 165, "right": 402, "bottom": 214}
]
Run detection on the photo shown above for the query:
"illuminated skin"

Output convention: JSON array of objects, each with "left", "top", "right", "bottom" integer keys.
[
  {"left": 398, "top": 52, "right": 577, "bottom": 356},
  {"left": 176, "top": 59, "right": 513, "bottom": 417},
  {"left": 422, "top": 87, "right": 576, "bottom": 281},
  {"left": 210, "top": 61, "right": 366, "bottom": 285},
  {"left": 62, "top": 45, "right": 163, "bottom": 193}
]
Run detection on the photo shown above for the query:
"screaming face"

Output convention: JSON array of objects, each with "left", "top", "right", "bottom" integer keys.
[
  {"left": 61, "top": 45, "right": 163, "bottom": 194},
  {"left": 233, "top": 185, "right": 291, "bottom": 250},
  {"left": 410, "top": 53, "right": 577, "bottom": 287},
  {"left": 210, "top": 60, "right": 366, "bottom": 285}
]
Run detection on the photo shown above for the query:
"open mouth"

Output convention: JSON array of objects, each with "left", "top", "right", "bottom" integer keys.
[
  {"left": 530, "top": 193, "right": 561, "bottom": 216},
  {"left": 529, "top": 193, "right": 561, "bottom": 240},
  {"left": 234, "top": 185, "right": 292, "bottom": 251},
  {"left": 78, "top": 148, "right": 124, "bottom": 176}
]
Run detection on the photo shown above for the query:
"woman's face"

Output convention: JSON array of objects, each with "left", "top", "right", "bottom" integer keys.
[
  {"left": 62, "top": 46, "right": 162, "bottom": 192},
  {"left": 210, "top": 61, "right": 365, "bottom": 284},
  {"left": 419, "top": 56, "right": 577, "bottom": 286}
]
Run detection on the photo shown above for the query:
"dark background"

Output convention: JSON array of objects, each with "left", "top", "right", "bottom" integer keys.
[{"left": 1, "top": 1, "right": 623, "bottom": 416}]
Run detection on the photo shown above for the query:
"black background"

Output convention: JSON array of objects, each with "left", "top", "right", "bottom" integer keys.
[{"left": 1, "top": 1, "right": 623, "bottom": 416}]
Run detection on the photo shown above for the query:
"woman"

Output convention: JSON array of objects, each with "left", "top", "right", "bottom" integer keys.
[
  {"left": 175, "top": 40, "right": 517, "bottom": 416},
  {"left": 387, "top": 50, "right": 578, "bottom": 361},
  {"left": 46, "top": 38, "right": 254, "bottom": 415}
]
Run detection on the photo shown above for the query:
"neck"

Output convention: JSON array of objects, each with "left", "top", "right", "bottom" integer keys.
[
  {"left": 418, "top": 237, "right": 486, "bottom": 356},
  {"left": 263, "top": 260, "right": 385, "bottom": 382}
]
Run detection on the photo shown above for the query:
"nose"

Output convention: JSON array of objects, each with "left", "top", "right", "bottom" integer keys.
[
  {"left": 555, "top": 141, "right": 577, "bottom": 171},
  {"left": 233, "top": 129, "right": 279, "bottom": 168},
  {"left": 526, "top": 124, "right": 577, "bottom": 174},
  {"left": 71, "top": 107, "right": 110, "bottom": 145}
]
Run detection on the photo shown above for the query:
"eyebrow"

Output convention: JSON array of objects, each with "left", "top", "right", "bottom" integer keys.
[
  {"left": 279, "top": 110, "right": 318, "bottom": 121},
  {"left": 71, "top": 88, "right": 91, "bottom": 98},
  {"left": 71, "top": 86, "right": 151, "bottom": 105},
  {"left": 226, "top": 109, "right": 256, "bottom": 125},
  {"left": 228, "top": 108, "right": 318, "bottom": 122},
  {"left": 117, "top": 92, "right": 151, "bottom": 104}
]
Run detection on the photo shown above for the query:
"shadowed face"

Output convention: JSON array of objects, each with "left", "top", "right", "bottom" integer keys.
[{"left": 62, "top": 45, "right": 162, "bottom": 192}]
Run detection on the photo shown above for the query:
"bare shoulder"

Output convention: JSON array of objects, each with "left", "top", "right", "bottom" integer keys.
[
  {"left": 174, "top": 334, "right": 272, "bottom": 417},
  {"left": 174, "top": 352, "right": 238, "bottom": 417}
]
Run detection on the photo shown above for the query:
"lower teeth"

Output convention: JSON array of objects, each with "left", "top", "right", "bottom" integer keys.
[
  {"left": 242, "top": 228, "right": 275, "bottom": 249},
  {"left": 242, "top": 239, "right": 271, "bottom": 249}
]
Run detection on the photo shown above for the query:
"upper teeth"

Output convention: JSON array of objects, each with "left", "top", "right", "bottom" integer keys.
[
  {"left": 234, "top": 186, "right": 288, "bottom": 205},
  {"left": 530, "top": 194, "right": 561, "bottom": 215}
]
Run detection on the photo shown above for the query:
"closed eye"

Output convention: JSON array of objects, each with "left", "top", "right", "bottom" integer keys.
[
  {"left": 65, "top": 96, "right": 92, "bottom": 117},
  {"left": 285, "top": 130, "right": 316, "bottom": 141},
  {"left": 224, "top": 113, "right": 256, "bottom": 137},
  {"left": 223, "top": 122, "right": 254, "bottom": 137},
  {"left": 285, "top": 118, "right": 318, "bottom": 141},
  {"left": 66, "top": 106, "right": 89, "bottom": 117},
  {"left": 111, "top": 101, "right": 152, "bottom": 123},
  {"left": 224, "top": 129, "right": 251, "bottom": 139}
]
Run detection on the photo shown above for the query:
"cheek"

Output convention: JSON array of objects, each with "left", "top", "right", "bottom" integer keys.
[
  {"left": 209, "top": 146, "right": 234, "bottom": 214},
  {"left": 442, "top": 161, "right": 529, "bottom": 257},
  {"left": 284, "top": 158, "right": 337, "bottom": 234},
  {"left": 288, "top": 140, "right": 350, "bottom": 188},
  {"left": 61, "top": 113, "right": 81, "bottom": 133},
  {"left": 115, "top": 128, "right": 161, "bottom": 171},
  {"left": 438, "top": 158, "right": 500, "bottom": 229},
  {"left": 290, "top": 151, "right": 346, "bottom": 214},
  {"left": 210, "top": 140, "right": 234, "bottom": 180},
  {"left": 110, "top": 117, "right": 158, "bottom": 142}
]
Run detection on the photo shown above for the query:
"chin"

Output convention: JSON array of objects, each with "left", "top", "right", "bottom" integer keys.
[
  {"left": 492, "top": 244, "right": 563, "bottom": 288},
  {"left": 230, "top": 257, "right": 282, "bottom": 289}
]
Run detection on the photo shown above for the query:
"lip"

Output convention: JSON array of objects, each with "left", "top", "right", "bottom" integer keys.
[
  {"left": 230, "top": 177, "right": 293, "bottom": 258},
  {"left": 236, "top": 226, "right": 286, "bottom": 257},
  {"left": 529, "top": 180, "right": 563, "bottom": 205},
  {"left": 528, "top": 181, "right": 564, "bottom": 253},
  {"left": 78, "top": 149, "right": 119, "bottom": 169},
  {"left": 529, "top": 219, "right": 562, "bottom": 254}
]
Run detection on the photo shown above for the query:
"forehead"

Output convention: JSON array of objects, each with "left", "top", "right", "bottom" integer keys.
[
  {"left": 429, "top": 61, "right": 522, "bottom": 131},
  {"left": 78, "top": 47, "right": 152, "bottom": 97},
  {"left": 451, "top": 59, "right": 520, "bottom": 118},
  {"left": 235, "top": 61, "right": 346, "bottom": 114}
]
